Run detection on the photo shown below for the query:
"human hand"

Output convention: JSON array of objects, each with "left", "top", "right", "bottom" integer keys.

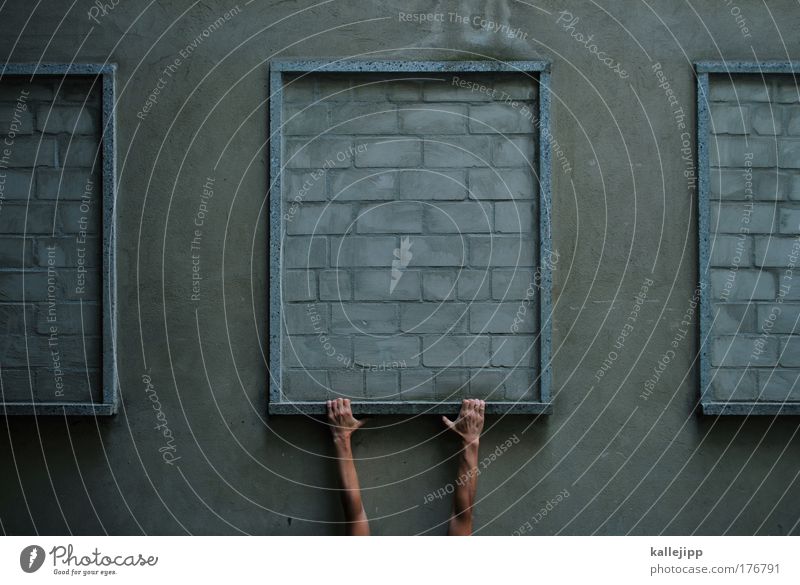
[
  {"left": 442, "top": 399, "right": 485, "bottom": 446},
  {"left": 327, "top": 398, "right": 366, "bottom": 443}
]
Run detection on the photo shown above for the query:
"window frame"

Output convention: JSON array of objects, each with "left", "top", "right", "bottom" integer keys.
[
  {"left": 0, "top": 63, "right": 118, "bottom": 416},
  {"left": 268, "top": 59, "right": 553, "bottom": 415},
  {"left": 696, "top": 60, "right": 800, "bottom": 415}
]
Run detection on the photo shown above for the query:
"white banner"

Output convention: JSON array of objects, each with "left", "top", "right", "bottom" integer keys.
[{"left": 0, "top": 536, "right": 796, "bottom": 584}]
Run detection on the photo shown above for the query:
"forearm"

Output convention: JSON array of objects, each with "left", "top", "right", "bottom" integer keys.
[
  {"left": 451, "top": 440, "right": 479, "bottom": 529},
  {"left": 333, "top": 437, "right": 368, "bottom": 534}
]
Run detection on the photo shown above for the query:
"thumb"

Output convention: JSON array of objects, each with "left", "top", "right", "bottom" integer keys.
[
  {"left": 441, "top": 416, "right": 455, "bottom": 430},
  {"left": 356, "top": 417, "right": 369, "bottom": 428}
]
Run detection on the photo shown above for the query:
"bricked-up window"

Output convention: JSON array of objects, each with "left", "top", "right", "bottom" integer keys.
[
  {"left": 697, "top": 62, "right": 800, "bottom": 415},
  {"left": 269, "top": 61, "right": 553, "bottom": 415},
  {"left": 0, "top": 64, "right": 117, "bottom": 415}
]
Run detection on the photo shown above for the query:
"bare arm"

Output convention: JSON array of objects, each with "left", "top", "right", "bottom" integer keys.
[
  {"left": 442, "top": 399, "right": 485, "bottom": 536},
  {"left": 328, "top": 398, "right": 369, "bottom": 536}
]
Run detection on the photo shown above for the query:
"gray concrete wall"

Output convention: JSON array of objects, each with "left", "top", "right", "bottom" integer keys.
[{"left": 1, "top": 0, "right": 800, "bottom": 535}]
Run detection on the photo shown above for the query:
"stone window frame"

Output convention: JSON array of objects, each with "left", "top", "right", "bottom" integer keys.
[
  {"left": 696, "top": 60, "right": 800, "bottom": 415},
  {"left": 268, "top": 59, "right": 553, "bottom": 415},
  {"left": 1, "top": 63, "right": 118, "bottom": 416}
]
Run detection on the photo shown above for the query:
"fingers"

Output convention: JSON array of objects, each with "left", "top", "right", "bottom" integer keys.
[
  {"left": 328, "top": 398, "right": 361, "bottom": 421},
  {"left": 463, "top": 398, "right": 481, "bottom": 414},
  {"left": 336, "top": 398, "right": 344, "bottom": 417},
  {"left": 458, "top": 398, "right": 485, "bottom": 422},
  {"left": 331, "top": 398, "right": 345, "bottom": 421},
  {"left": 341, "top": 399, "right": 366, "bottom": 427}
]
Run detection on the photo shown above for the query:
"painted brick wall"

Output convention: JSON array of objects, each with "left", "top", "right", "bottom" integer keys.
[
  {"left": 280, "top": 72, "right": 541, "bottom": 403},
  {"left": 708, "top": 74, "right": 800, "bottom": 403},
  {"left": 0, "top": 76, "right": 102, "bottom": 403}
]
